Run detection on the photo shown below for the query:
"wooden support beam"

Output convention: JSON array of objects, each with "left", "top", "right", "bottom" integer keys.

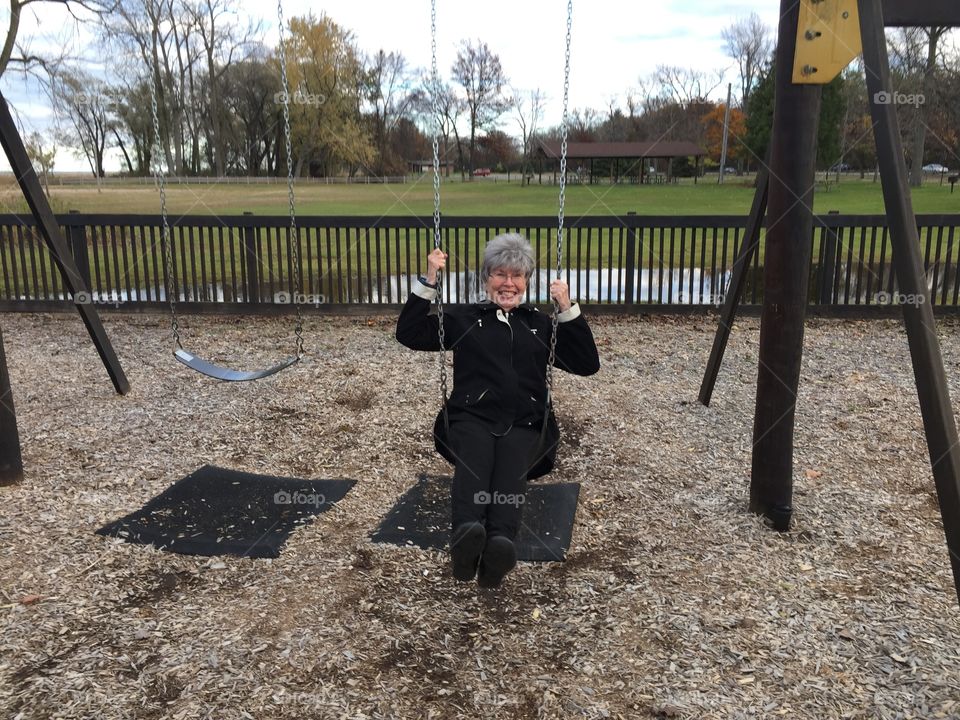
[
  {"left": 699, "top": 165, "right": 769, "bottom": 407},
  {"left": 880, "top": 0, "right": 960, "bottom": 26},
  {"left": 0, "top": 93, "right": 129, "bottom": 395},
  {"left": 750, "top": 0, "right": 823, "bottom": 531},
  {"left": 0, "top": 326, "right": 22, "bottom": 486},
  {"left": 861, "top": 0, "right": 960, "bottom": 605}
]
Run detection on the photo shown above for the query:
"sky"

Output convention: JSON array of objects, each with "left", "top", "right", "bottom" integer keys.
[{"left": 0, "top": 0, "right": 785, "bottom": 173}]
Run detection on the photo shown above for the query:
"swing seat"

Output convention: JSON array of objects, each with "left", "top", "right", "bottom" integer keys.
[
  {"left": 174, "top": 348, "right": 299, "bottom": 382},
  {"left": 432, "top": 408, "right": 560, "bottom": 480}
]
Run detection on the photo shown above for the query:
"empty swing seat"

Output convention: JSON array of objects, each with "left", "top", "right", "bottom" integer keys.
[{"left": 174, "top": 348, "right": 299, "bottom": 382}]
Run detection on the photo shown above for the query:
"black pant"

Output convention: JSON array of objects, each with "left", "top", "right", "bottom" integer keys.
[{"left": 448, "top": 420, "right": 539, "bottom": 540}]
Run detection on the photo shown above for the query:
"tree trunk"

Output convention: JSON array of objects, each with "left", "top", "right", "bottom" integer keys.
[
  {"left": 467, "top": 119, "right": 476, "bottom": 178},
  {"left": 908, "top": 27, "right": 944, "bottom": 188},
  {"left": 0, "top": 0, "right": 23, "bottom": 79},
  {"left": 206, "top": 49, "right": 225, "bottom": 176},
  {"left": 113, "top": 128, "right": 134, "bottom": 174}
]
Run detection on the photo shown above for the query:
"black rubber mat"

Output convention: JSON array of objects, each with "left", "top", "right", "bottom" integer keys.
[
  {"left": 371, "top": 474, "right": 580, "bottom": 562},
  {"left": 97, "top": 465, "right": 355, "bottom": 558}
]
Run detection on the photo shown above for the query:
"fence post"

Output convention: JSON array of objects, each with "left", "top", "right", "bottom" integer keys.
[
  {"left": 242, "top": 211, "right": 260, "bottom": 303},
  {"left": 67, "top": 209, "right": 91, "bottom": 293},
  {"left": 0, "top": 326, "right": 22, "bottom": 486},
  {"left": 818, "top": 210, "right": 839, "bottom": 305},
  {"left": 624, "top": 211, "right": 637, "bottom": 305}
]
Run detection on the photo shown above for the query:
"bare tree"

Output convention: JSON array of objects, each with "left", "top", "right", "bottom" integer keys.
[
  {"left": 642, "top": 65, "right": 724, "bottom": 149},
  {"left": 567, "top": 107, "right": 598, "bottom": 141},
  {"left": 187, "top": 0, "right": 260, "bottom": 176},
  {"left": 220, "top": 54, "right": 281, "bottom": 175},
  {"left": 899, "top": 26, "right": 949, "bottom": 186},
  {"left": 102, "top": 1, "right": 270, "bottom": 176},
  {"left": 24, "top": 130, "right": 55, "bottom": 194},
  {"left": 654, "top": 64, "right": 724, "bottom": 107},
  {"left": 721, "top": 12, "right": 774, "bottom": 110},
  {"left": 837, "top": 61, "right": 875, "bottom": 177},
  {"left": 600, "top": 96, "right": 632, "bottom": 141},
  {"left": 0, "top": 0, "right": 118, "bottom": 79},
  {"left": 100, "top": 0, "right": 184, "bottom": 174},
  {"left": 451, "top": 39, "right": 509, "bottom": 177},
  {"left": 511, "top": 87, "right": 543, "bottom": 185},
  {"left": 418, "top": 73, "right": 464, "bottom": 177},
  {"left": 51, "top": 68, "right": 114, "bottom": 188},
  {"left": 165, "top": 0, "right": 202, "bottom": 174},
  {"left": 110, "top": 79, "right": 155, "bottom": 174},
  {"left": 365, "top": 49, "right": 415, "bottom": 175}
]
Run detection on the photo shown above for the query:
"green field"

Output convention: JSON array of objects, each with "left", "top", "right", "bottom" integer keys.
[{"left": 1, "top": 174, "right": 958, "bottom": 217}]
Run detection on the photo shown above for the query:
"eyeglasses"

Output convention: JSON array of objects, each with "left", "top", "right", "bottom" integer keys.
[{"left": 490, "top": 271, "right": 526, "bottom": 283}]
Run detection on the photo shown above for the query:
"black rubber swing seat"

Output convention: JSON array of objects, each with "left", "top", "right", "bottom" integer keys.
[{"left": 174, "top": 348, "right": 299, "bottom": 382}]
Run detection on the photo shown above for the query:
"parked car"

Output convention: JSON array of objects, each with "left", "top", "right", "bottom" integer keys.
[
  {"left": 722, "top": 166, "right": 736, "bottom": 174},
  {"left": 922, "top": 163, "right": 949, "bottom": 173},
  {"left": 472, "top": 167, "right": 491, "bottom": 176},
  {"left": 828, "top": 162, "right": 851, "bottom": 172}
]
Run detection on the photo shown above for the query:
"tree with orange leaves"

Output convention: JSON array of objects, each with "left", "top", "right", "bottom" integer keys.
[{"left": 702, "top": 104, "right": 747, "bottom": 165}]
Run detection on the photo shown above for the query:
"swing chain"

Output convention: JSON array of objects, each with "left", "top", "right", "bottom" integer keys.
[
  {"left": 277, "top": 0, "right": 305, "bottom": 360},
  {"left": 547, "top": 0, "right": 572, "bottom": 397},
  {"left": 147, "top": 39, "right": 182, "bottom": 351},
  {"left": 430, "top": 0, "right": 448, "bottom": 403}
]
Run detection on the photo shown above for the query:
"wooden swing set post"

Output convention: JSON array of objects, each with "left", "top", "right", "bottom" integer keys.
[
  {"left": 744, "top": 0, "right": 960, "bottom": 604},
  {"left": 0, "top": 326, "right": 22, "bottom": 486},
  {"left": 0, "top": 93, "right": 129, "bottom": 396}
]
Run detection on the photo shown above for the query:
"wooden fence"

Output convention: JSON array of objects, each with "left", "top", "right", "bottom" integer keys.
[{"left": 0, "top": 212, "right": 957, "bottom": 313}]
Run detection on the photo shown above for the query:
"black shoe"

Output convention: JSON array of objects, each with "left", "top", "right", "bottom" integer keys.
[
  {"left": 450, "top": 522, "right": 486, "bottom": 581},
  {"left": 477, "top": 535, "right": 517, "bottom": 588}
]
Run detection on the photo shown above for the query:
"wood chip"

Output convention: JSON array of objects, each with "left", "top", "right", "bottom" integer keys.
[{"left": 0, "top": 313, "right": 958, "bottom": 719}]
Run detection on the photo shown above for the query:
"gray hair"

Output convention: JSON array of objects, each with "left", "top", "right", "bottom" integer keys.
[{"left": 480, "top": 233, "right": 535, "bottom": 284}]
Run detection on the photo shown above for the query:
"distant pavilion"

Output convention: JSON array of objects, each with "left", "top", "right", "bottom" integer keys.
[{"left": 535, "top": 140, "right": 706, "bottom": 185}]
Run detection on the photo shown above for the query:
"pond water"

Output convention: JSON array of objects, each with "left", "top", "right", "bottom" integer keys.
[{"left": 39, "top": 260, "right": 960, "bottom": 308}]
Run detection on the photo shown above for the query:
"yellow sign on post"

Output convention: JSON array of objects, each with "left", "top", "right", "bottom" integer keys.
[{"left": 793, "top": 0, "right": 863, "bottom": 84}]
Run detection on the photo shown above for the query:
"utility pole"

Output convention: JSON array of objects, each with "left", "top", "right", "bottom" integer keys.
[{"left": 718, "top": 83, "right": 733, "bottom": 185}]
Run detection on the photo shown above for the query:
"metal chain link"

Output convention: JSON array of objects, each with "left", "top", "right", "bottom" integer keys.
[
  {"left": 546, "top": 0, "right": 573, "bottom": 399},
  {"left": 430, "top": 0, "right": 448, "bottom": 403},
  {"left": 147, "top": 44, "right": 181, "bottom": 351},
  {"left": 277, "top": 0, "right": 305, "bottom": 360}
]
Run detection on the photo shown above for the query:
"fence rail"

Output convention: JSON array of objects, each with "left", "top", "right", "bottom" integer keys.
[
  {"left": 3, "top": 174, "right": 413, "bottom": 187},
  {"left": 0, "top": 212, "right": 958, "bottom": 313}
]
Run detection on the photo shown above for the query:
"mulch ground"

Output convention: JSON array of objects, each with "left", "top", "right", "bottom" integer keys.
[{"left": 0, "top": 310, "right": 958, "bottom": 719}]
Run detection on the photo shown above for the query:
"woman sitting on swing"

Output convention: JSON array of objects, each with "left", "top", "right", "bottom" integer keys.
[{"left": 396, "top": 233, "right": 600, "bottom": 588}]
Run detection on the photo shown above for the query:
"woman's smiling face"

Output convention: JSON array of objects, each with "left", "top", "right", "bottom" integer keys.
[{"left": 485, "top": 268, "right": 527, "bottom": 311}]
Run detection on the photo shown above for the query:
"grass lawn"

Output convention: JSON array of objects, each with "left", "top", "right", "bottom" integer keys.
[{"left": 0, "top": 174, "right": 957, "bottom": 217}]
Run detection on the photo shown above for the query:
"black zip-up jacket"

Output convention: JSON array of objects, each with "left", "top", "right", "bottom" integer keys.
[{"left": 396, "top": 282, "right": 600, "bottom": 434}]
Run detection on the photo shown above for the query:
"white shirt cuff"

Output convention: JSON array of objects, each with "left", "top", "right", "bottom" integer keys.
[
  {"left": 557, "top": 303, "right": 581, "bottom": 322},
  {"left": 412, "top": 279, "right": 438, "bottom": 300}
]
